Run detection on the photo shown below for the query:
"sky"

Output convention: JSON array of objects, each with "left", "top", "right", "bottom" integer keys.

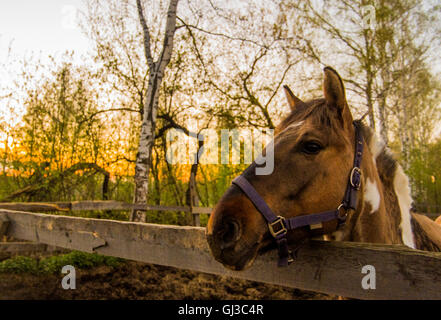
[
  {"left": 0, "top": 0, "right": 94, "bottom": 127},
  {"left": 0, "top": 0, "right": 439, "bottom": 139},
  {"left": 0, "top": 0, "right": 91, "bottom": 57}
]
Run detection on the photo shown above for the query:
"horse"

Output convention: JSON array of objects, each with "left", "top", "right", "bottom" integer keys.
[{"left": 206, "top": 67, "right": 441, "bottom": 271}]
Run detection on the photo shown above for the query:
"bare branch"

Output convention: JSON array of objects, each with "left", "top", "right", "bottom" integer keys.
[
  {"left": 136, "top": 0, "right": 155, "bottom": 69},
  {"left": 177, "top": 16, "right": 269, "bottom": 49},
  {"left": 158, "top": 0, "right": 180, "bottom": 73},
  {"left": 80, "top": 107, "right": 140, "bottom": 124}
]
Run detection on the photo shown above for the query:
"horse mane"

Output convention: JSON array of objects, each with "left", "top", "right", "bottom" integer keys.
[
  {"left": 361, "top": 123, "right": 418, "bottom": 248},
  {"left": 277, "top": 98, "right": 334, "bottom": 134},
  {"left": 358, "top": 124, "right": 397, "bottom": 186}
]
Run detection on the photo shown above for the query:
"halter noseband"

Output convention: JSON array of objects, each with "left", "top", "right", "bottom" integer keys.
[{"left": 232, "top": 121, "right": 364, "bottom": 267}]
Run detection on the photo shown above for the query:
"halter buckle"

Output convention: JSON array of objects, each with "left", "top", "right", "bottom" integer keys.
[
  {"left": 350, "top": 167, "right": 362, "bottom": 190},
  {"left": 268, "top": 216, "right": 287, "bottom": 238},
  {"left": 337, "top": 204, "right": 348, "bottom": 221}
]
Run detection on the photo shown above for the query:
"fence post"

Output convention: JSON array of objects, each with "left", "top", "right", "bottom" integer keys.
[
  {"left": 0, "top": 215, "right": 9, "bottom": 238},
  {"left": 189, "top": 172, "right": 200, "bottom": 226}
]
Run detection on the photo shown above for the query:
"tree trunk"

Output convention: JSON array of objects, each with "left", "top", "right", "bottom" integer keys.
[
  {"left": 378, "top": 95, "right": 389, "bottom": 145},
  {"left": 130, "top": 0, "right": 180, "bottom": 222},
  {"left": 365, "top": 68, "right": 376, "bottom": 130},
  {"left": 131, "top": 69, "right": 162, "bottom": 222}
]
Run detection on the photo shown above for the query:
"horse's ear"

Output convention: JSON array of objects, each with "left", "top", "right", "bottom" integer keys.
[
  {"left": 323, "top": 67, "right": 352, "bottom": 123},
  {"left": 283, "top": 85, "right": 303, "bottom": 111}
]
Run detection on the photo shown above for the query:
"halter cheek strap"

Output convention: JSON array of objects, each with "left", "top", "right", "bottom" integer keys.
[{"left": 232, "top": 121, "right": 364, "bottom": 267}]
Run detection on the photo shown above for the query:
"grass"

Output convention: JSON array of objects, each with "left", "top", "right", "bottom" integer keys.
[{"left": 0, "top": 251, "right": 124, "bottom": 274}]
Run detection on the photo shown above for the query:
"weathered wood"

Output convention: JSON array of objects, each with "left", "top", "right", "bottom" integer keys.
[
  {"left": 0, "top": 215, "right": 9, "bottom": 236},
  {"left": 145, "top": 204, "right": 190, "bottom": 212},
  {"left": 189, "top": 172, "right": 201, "bottom": 227},
  {"left": 71, "top": 200, "right": 131, "bottom": 211},
  {"left": 0, "top": 201, "right": 213, "bottom": 215},
  {"left": 191, "top": 207, "right": 213, "bottom": 214},
  {"left": 0, "top": 242, "right": 64, "bottom": 253},
  {"left": 1, "top": 209, "right": 441, "bottom": 299},
  {"left": 0, "top": 202, "right": 70, "bottom": 212},
  {"left": 192, "top": 213, "right": 201, "bottom": 227},
  {"left": 1, "top": 201, "right": 438, "bottom": 225}
]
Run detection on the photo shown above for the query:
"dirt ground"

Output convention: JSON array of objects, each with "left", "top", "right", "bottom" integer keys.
[{"left": 0, "top": 260, "right": 335, "bottom": 300}]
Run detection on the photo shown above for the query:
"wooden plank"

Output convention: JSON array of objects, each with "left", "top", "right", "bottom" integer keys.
[
  {"left": 145, "top": 204, "right": 190, "bottom": 212},
  {"left": 0, "top": 242, "right": 47, "bottom": 253},
  {"left": 0, "top": 215, "right": 9, "bottom": 236},
  {"left": 51, "top": 201, "right": 191, "bottom": 212},
  {"left": 191, "top": 207, "right": 213, "bottom": 214},
  {"left": 192, "top": 214, "right": 201, "bottom": 227},
  {"left": 0, "top": 202, "right": 70, "bottom": 212},
  {"left": 189, "top": 171, "right": 201, "bottom": 226},
  {"left": 1, "top": 208, "right": 441, "bottom": 299},
  {"left": 0, "top": 201, "right": 212, "bottom": 213},
  {"left": 71, "top": 200, "right": 130, "bottom": 211},
  {"left": 0, "top": 242, "right": 65, "bottom": 253}
]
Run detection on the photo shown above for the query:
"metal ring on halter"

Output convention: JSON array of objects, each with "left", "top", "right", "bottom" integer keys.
[
  {"left": 350, "top": 167, "right": 362, "bottom": 190},
  {"left": 268, "top": 216, "right": 287, "bottom": 238},
  {"left": 337, "top": 204, "right": 348, "bottom": 221}
]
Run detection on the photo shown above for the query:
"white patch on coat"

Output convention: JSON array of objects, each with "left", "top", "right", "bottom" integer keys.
[
  {"left": 368, "top": 131, "right": 385, "bottom": 170},
  {"left": 364, "top": 178, "right": 380, "bottom": 214},
  {"left": 393, "top": 165, "right": 416, "bottom": 248},
  {"left": 369, "top": 131, "right": 385, "bottom": 160}
]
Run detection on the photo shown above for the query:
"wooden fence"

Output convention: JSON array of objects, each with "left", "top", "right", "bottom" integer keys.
[
  {"left": 0, "top": 242, "right": 65, "bottom": 254},
  {"left": 0, "top": 200, "right": 437, "bottom": 221},
  {"left": 0, "top": 200, "right": 212, "bottom": 226},
  {"left": 1, "top": 205, "right": 441, "bottom": 299}
]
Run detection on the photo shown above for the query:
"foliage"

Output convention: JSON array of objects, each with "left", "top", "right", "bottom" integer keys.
[
  {"left": 0, "top": 256, "right": 39, "bottom": 274},
  {"left": 0, "top": 0, "right": 440, "bottom": 219},
  {"left": 0, "top": 251, "right": 123, "bottom": 274},
  {"left": 406, "top": 138, "right": 441, "bottom": 212}
]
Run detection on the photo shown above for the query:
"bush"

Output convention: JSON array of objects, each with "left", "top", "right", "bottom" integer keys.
[
  {"left": 0, "top": 251, "right": 124, "bottom": 274},
  {"left": 0, "top": 256, "right": 39, "bottom": 274}
]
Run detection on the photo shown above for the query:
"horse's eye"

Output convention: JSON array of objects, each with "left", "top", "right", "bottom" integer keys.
[{"left": 301, "top": 141, "right": 323, "bottom": 155}]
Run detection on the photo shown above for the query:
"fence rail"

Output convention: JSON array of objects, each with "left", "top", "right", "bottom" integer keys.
[
  {"left": 0, "top": 200, "right": 437, "bottom": 220},
  {"left": 0, "top": 200, "right": 212, "bottom": 214},
  {"left": 0, "top": 242, "right": 64, "bottom": 254},
  {"left": 1, "top": 208, "right": 441, "bottom": 299}
]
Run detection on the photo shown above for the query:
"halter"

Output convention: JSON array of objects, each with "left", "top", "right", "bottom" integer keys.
[{"left": 232, "top": 121, "right": 364, "bottom": 267}]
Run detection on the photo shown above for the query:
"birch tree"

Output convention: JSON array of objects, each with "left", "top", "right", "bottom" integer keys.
[
  {"left": 131, "top": 0, "right": 180, "bottom": 222},
  {"left": 293, "top": 0, "right": 441, "bottom": 144}
]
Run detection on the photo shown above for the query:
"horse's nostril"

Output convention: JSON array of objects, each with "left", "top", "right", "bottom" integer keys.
[{"left": 219, "top": 219, "right": 241, "bottom": 250}]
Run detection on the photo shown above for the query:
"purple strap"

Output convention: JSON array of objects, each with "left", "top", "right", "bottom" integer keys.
[
  {"left": 232, "top": 176, "right": 340, "bottom": 229},
  {"left": 232, "top": 176, "right": 279, "bottom": 224},
  {"left": 285, "top": 210, "right": 339, "bottom": 229},
  {"left": 342, "top": 121, "right": 364, "bottom": 210},
  {"left": 232, "top": 176, "right": 343, "bottom": 267}
]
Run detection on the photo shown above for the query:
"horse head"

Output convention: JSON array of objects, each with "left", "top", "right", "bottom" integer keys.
[{"left": 206, "top": 67, "right": 366, "bottom": 270}]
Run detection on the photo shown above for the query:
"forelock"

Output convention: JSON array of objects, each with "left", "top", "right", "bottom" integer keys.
[{"left": 276, "top": 98, "right": 344, "bottom": 140}]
